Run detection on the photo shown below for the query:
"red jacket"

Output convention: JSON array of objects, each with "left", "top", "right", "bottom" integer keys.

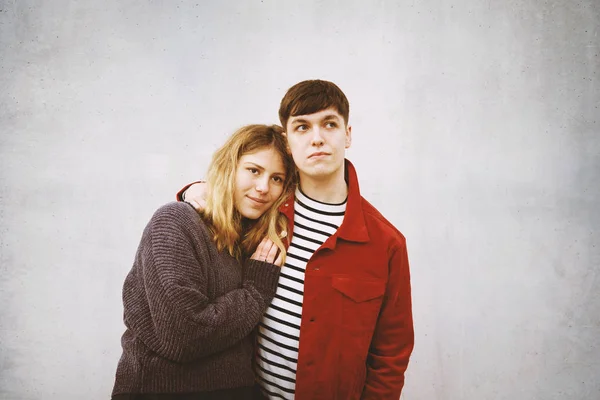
[{"left": 177, "top": 160, "right": 414, "bottom": 399}]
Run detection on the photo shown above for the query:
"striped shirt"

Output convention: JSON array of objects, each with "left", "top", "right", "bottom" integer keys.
[{"left": 256, "top": 188, "right": 347, "bottom": 399}]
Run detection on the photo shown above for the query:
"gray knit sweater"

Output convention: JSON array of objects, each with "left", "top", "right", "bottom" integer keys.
[{"left": 112, "top": 202, "right": 281, "bottom": 395}]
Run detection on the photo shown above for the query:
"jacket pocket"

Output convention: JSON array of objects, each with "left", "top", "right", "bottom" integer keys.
[
  {"left": 331, "top": 277, "right": 385, "bottom": 398},
  {"left": 331, "top": 276, "right": 386, "bottom": 332},
  {"left": 332, "top": 277, "right": 386, "bottom": 302}
]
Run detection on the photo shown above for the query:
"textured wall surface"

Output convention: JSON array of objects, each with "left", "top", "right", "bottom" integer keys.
[{"left": 0, "top": 1, "right": 598, "bottom": 399}]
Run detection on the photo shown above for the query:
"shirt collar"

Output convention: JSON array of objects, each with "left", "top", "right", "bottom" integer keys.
[{"left": 278, "top": 159, "right": 369, "bottom": 247}]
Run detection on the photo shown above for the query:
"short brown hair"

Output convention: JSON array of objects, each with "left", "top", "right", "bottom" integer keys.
[{"left": 278, "top": 80, "right": 350, "bottom": 129}]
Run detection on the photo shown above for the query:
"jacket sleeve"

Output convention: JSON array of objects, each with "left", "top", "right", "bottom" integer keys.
[
  {"left": 125, "top": 203, "right": 280, "bottom": 363},
  {"left": 361, "top": 241, "right": 414, "bottom": 399},
  {"left": 176, "top": 181, "right": 204, "bottom": 201}
]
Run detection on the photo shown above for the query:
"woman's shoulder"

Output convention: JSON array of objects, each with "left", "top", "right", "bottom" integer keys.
[
  {"left": 148, "top": 201, "right": 208, "bottom": 234},
  {"left": 153, "top": 201, "right": 198, "bottom": 218}
]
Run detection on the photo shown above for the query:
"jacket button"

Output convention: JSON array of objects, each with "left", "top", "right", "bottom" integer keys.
[{"left": 310, "top": 317, "right": 315, "bottom": 322}]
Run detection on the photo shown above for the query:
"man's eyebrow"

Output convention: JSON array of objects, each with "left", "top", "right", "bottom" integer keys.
[
  {"left": 290, "top": 114, "right": 341, "bottom": 124},
  {"left": 290, "top": 117, "right": 309, "bottom": 124}
]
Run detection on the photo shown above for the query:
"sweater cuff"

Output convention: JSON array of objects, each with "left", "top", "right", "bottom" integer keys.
[{"left": 244, "top": 259, "right": 281, "bottom": 295}]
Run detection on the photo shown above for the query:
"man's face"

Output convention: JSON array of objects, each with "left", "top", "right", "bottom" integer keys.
[{"left": 284, "top": 107, "right": 352, "bottom": 182}]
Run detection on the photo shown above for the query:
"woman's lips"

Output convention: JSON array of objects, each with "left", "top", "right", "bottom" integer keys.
[{"left": 247, "top": 195, "right": 268, "bottom": 205}]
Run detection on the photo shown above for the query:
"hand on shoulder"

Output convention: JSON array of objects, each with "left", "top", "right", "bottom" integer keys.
[{"left": 183, "top": 182, "right": 208, "bottom": 212}]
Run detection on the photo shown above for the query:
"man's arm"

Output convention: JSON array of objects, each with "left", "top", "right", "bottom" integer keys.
[
  {"left": 362, "top": 241, "right": 414, "bottom": 399},
  {"left": 176, "top": 181, "right": 207, "bottom": 210}
]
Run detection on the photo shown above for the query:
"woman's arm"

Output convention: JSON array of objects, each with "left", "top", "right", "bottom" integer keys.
[{"left": 124, "top": 202, "right": 280, "bottom": 363}]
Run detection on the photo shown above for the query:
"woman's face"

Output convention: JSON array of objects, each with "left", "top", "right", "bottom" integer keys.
[{"left": 234, "top": 146, "right": 287, "bottom": 219}]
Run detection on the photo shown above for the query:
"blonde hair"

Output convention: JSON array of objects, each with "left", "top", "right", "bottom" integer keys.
[{"left": 202, "top": 124, "right": 296, "bottom": 261}]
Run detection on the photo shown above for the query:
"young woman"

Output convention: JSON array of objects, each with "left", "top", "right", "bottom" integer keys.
[{"left": 111, "top": 124, "right": 296, "bottom": 400}]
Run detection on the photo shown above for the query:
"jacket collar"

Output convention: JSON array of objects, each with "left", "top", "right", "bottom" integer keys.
[{"left": 278, "top": 159, "right": 370, "bottom": 249}]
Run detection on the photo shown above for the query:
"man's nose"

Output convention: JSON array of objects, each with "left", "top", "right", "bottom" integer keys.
[{"left": 311, "top": 127, "right": 324, "bottom": 146}]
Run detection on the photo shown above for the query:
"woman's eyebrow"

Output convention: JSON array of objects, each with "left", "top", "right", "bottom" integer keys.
[
  {"left": 244, "top": 162, "right": 285, "bottom": 176},
  {"left": 243, "top": 162, "right": 264, "bottom": 170}
]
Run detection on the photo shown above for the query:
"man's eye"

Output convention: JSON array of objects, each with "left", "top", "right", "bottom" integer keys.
[
  {"left": 296, "top": 125, "right": 308, "bottom": 132},
  {"left": 325, "top": 122, "right": 337, "bottom": 128}
]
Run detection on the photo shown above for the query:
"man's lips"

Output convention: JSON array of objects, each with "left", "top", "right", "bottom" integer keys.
[{"left": 308, "top": 152, "right": 330, "bottom": 159}]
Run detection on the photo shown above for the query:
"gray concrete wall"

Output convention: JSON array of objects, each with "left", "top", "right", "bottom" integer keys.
[{"left": 0, "top": 1, "right": 598, "bottom": 399}]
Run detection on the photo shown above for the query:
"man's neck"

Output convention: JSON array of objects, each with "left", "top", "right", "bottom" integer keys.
[{"left": 298, "top": 173, "right": 348, "bottom": 204}]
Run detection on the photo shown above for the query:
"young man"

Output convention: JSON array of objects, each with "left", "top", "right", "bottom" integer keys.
[{"left": 179, "top": 80, "right": 414, "bottom": 400}]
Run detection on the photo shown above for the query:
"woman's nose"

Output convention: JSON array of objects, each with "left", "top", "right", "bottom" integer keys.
[{"left": 255, "top": 177, "right": 270, "bottom": 193}]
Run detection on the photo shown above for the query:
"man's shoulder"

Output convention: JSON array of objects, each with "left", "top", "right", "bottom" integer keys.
[{"left": 359, "top": 196, "right": 406, "bottom": 246}]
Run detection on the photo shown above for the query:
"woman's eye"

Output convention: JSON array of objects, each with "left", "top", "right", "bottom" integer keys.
[
  {"left": 248, "top": 168, "right": 259, "bottom": 174},
  {"left": 272, "top": 176, "right": 283, "bottom": 183}
]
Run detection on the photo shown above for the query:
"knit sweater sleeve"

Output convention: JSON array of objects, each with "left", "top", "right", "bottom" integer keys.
[{"left": 124, "top": 202, "right": 280, "bottom": 363}]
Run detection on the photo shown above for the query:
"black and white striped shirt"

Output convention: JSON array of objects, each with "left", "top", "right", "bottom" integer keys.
[{"left": 256, "top": 188, "right": 347, "bottom": 399}]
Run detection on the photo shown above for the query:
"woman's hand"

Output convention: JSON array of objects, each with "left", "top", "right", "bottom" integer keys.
[{"left": 251, "top": 237, "right": 283, "bottom": 267}]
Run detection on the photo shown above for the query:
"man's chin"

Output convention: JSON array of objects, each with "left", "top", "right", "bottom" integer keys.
[{"left": 300, "top": 165, "right": 335, "bottom": 179}]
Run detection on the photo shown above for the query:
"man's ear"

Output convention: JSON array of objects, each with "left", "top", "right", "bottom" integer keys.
[
  {"left": 345, "top": 125, "right": 352, "bottom": 149},
  {"left": 281, "top": 132, "right": 292, "bottom": 155},
  {"left": 281, "top": 131, "right": 292, "bottom": 153}
]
